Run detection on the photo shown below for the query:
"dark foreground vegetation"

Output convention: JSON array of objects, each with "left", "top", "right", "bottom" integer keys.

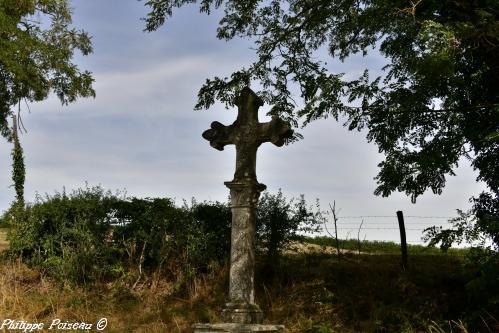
[{"left": 1, "top": 186, "right": 497, "bottom": 332}]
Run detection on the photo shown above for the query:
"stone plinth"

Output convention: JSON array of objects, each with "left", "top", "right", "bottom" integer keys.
[
  {"left": 221, "top": 301, "right": 263, "bottom": 324},
  {"left": 192, "top": 323, "right": 284, "bottom": 333}
]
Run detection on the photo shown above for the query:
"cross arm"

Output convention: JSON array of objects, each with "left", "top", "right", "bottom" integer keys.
[
  {"left": 202, "top": 121, "right": 235, "bottom": 151},
  {"left": 258, "top": 116, "right": 294, "bottom": 147}
]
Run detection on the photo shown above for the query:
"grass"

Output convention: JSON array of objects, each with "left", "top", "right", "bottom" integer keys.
[
  {"left": 303, "top": 236, "right": 469, "bottom": 256},
  {"left": 0, "top": 228, "right": 8, "bottom": 252},
  {"left": 261, "top": 253, "right": 477, "bottom": 332},
  {"left": 0, "top": 230, "right": 496, "bottom": 332},
  {"left": 0, "top": 259, "right": 225, "bottom": 333},
  {"left": 0, "top": 253, "right": 485, "bottom": 333}
]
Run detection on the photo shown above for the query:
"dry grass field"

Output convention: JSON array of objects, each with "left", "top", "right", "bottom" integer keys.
[
  {"left": 1, "top": 251, "right": 489, "bottom": 332},
  {"left": 0, "top": 225, "right": 495, "bottom": 332},
  {"left": 0, "top": 228, "right": 8, "bottom": 252}
]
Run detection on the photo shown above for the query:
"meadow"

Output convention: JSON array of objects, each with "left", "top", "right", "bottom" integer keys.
[{"left": 1, "top": 228, "right": 494, "bottom": 333}]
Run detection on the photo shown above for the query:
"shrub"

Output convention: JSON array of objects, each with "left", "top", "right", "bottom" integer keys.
[
  {"left": 0, "top": 205, "right": 14, "bottom": 228},
  {"left": 188, "top": 200, "right": 231, "bottom": 269},
  {"left": 423, "top": 192, "right": 499, "bottom": 328},
  {"left": 111, "top": 198, "right": 230, "bottom": 279},
  {"left": 6, "top": 185, "right": 122, "bottom": 282},
  {"left": 110, "top": 197, "right": 186, "bottom": 279},
  {"left": 5, "top": 186, "right": 232, "bottom": 284},
  {"left": 5, "top": 185, "right": 322, "bottom": 285},
  {"left": 256, "top": 189, "right": 323, "bottom": 261}
]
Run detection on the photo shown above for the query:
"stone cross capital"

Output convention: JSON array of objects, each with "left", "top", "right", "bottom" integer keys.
[{"left": 202, "top": 87, "right": 293, "bottom": 182}]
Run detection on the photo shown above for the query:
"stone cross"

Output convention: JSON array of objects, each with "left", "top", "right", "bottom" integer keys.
[{"left": 202, "top": 87, "right": 293, "bottom": 325}]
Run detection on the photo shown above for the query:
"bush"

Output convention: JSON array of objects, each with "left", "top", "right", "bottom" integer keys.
[
  {"left": 256, "top": 190, "right": 323, "bottom": 261},
  {"left": 462, "top": 248, "right": 499, "bottom": 328},
  {"left": 5, "top": 186, "right": 233, "bottom": 284},
  {"left": 5, "top": 185, "right": 322, "bottom": 285},
  {"left": 188, "top": 200, "right": 231, "bottom": 269},
  {"left": 110, "top": 197, "right": 190, "bottom": 277},
  {"left": 423, "top": 191, "right": 499, "bottom": 328},
  {"left": 6, "top": 185, "right": 122, "bottom": 283},
  {"left": 111, "top": 197, "right": 231, "bottom": 279}
]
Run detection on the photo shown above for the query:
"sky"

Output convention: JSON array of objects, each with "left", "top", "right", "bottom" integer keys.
[{"left": 0, "top": 0, "right": 486, "bottom": 244}]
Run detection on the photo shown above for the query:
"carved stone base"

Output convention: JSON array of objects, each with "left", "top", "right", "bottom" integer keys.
[
  {"left": 192, "top": 323, "right": 285, "bottom": 333},
  {"left": 221, "top": 302, "right": 263, "bottom": 324}
]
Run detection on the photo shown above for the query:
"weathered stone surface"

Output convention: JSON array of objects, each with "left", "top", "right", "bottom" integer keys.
[
  {"left": 201, "top": 87, "right": 292, "bottom": 327},
  {"left": 202, "top": 87, "right": 293, "bottom": 183},
  {"left": 221, "top": 301, "right": 263, "bottom": 324},
  {"left": 223, "top": 180, "right": 265, "bottom": 322},
  {"left": 192, "top": 323, "right": 285, "bottom": 333}
]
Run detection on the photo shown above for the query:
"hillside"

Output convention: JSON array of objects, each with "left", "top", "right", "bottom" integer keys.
[{"left": 1, "top": 229, "right": 494, "bottom": 332}]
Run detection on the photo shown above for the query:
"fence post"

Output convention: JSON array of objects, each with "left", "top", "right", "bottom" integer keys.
[
  {"left": 328, "top": 202, "right": 341, "bottom": 261},
  {"left": 396, "top": 211, "right": 408, "bottom": 270}
]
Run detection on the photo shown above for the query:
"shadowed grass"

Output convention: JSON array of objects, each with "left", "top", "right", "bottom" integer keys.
[{"left": 257, "top": 253, "right": 474, "bottom": 332}]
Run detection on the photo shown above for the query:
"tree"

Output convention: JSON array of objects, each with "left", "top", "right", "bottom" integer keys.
[
  {"left": 1, "top": 0, "right": 95, "bottom": 202},
  {"left": 143, "top": 0, "right": 498, "bottom": 246}
]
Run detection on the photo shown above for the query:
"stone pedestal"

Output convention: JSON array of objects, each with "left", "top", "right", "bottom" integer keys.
[
  {"left": 221, "top": 302, "right": 263, "bottom": 324},
  {"left": 192, "top": 323, "right": 285, "bottom": 333}
]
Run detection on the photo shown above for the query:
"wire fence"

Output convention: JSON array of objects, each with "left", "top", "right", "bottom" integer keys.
[{"left": 319, "top": 213, "right": 455, "bottom": 245}]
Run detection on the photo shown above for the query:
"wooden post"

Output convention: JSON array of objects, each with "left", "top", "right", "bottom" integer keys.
[
  {"left": 396, "top": 211, "right": 408, "bottom": 270},
  {"left": 357, "top": 219, "right": 364, "bottom": 256},
  {"left": 329, "top": 202, "right": 341, "bottom": 260}
]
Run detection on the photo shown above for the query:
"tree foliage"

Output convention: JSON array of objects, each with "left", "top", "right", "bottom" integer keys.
[
  {"left": 424, "top": 191, "right": 499, "bottom": 250},
  {"left": 143, "top": 0, "right": 498, "bottom": 205},
  {"left": 144, "top": 1, "right": 499, "bottom": 259},
  {"left": 0, "top": 0, "right": 94, "bottom": 140},
  {"left": 1, "top": 0, "right": 94, "bottom": 208}
]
